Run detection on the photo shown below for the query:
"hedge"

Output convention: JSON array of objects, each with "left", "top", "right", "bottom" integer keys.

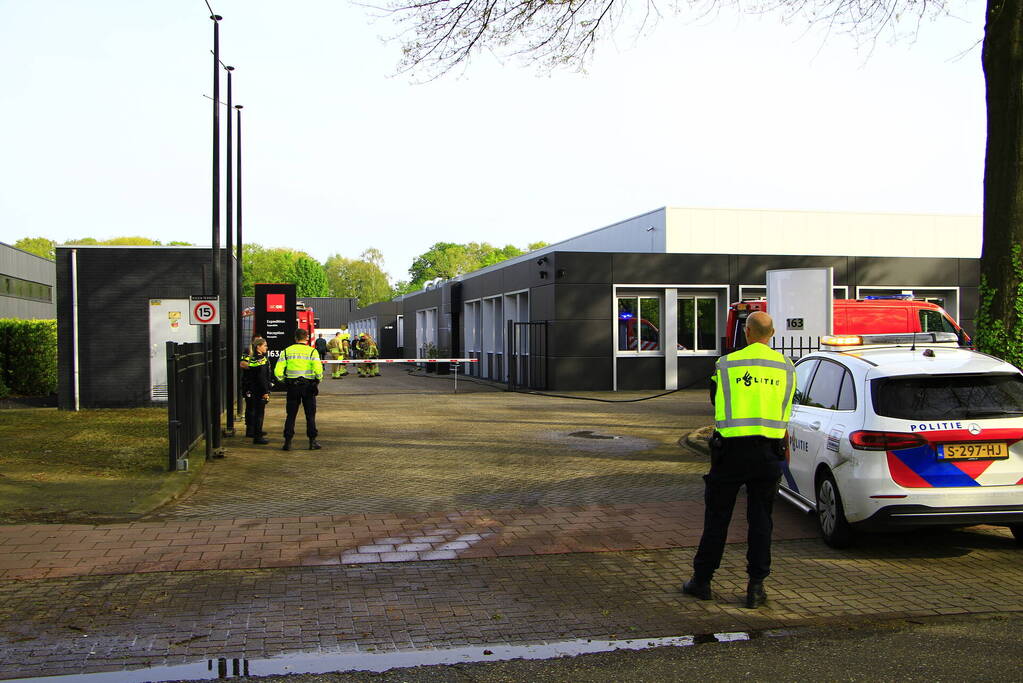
[{"left": 0, "top": 319, "right": 57, "bottom": 397}]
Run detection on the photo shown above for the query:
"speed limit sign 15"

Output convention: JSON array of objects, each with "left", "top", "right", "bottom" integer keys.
[{"left": 189, "top": 295, "right": 221, "bottom": 325}]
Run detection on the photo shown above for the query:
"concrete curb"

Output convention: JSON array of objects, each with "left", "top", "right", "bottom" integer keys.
[{"left": 681, "top": 425, "right": 714, "bottom": 456}]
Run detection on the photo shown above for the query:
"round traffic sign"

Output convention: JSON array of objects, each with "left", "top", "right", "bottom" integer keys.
[{"left": 193, "top": 301, "right": 217, "bottom": 323}]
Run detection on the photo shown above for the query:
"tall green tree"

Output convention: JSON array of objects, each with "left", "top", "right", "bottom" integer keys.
[
  {"left": 379, "top": 0, "right": 1023, "bottom": 368},
  {"left": 13, "top": 237, "right": 55, "bottom": 260},
  {"left": 242, "top": 244, "right": 327, "bottom": 296},
  {"left": 293, "top": 255, "right": 330, "bottom": 297},
  {"left": 324, "top": 250, "right": 393, "bottom": 307},
  {"left": 404, "top": 241, "right": 544, "bottom": 291}
]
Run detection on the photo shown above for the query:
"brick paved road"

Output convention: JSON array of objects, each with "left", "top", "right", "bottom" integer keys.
[
  {"left": 2, "top": 529, "right": 1021, "bottom": 679},
  {"left": 153, "top": 371, "right": 712, "bottom": 520},
  {"left": 2, "top": 371, "right": 1022, "bottom": 680}
]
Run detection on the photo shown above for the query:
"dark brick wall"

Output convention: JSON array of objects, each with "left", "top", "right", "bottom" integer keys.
[{"left": 56, "top": 247, "right": 233, "bottom": 410}]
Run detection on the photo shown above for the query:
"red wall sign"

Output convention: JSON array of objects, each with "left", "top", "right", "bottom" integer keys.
[{"left": 266, "top": 294, "right": 285, "bottom": 312}]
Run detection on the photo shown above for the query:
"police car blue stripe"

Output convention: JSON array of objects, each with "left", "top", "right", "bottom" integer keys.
[{"left": 892, "top": 446, "right": 981, "bottom": 488}]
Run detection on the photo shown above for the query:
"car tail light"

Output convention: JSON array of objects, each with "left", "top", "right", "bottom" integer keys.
[{"left": 849, "top": 430, "right": 926, "bottom": 451}]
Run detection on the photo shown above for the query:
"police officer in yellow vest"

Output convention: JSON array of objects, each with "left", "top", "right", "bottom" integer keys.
[
  {"left": 682, "top": 311, "right": 795, "bottom": 609},
  {"left": 273, "top": 328, "right": 324, "bottom": 451}
]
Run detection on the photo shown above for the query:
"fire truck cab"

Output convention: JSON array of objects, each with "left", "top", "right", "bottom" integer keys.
[{"left": 724, "top": 297, "right": 969, "bottom": 353}]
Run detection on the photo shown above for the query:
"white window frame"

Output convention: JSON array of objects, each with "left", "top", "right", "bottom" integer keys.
[
  {"left": 615, "top": 290, "right": 664, "bottom": 356},
  {"left": 396, "top": 314, "right": 404, "bottom": 349},
  {"left": 416, "top": 307, "right": 438, "bottom": 358},
  {"left": 463, "top": 299, "right": 481, "bottom": 353},
  {"left": 676, "top": 291, "right": 722, "bottom": 356},
  {"left": 612, "top": 283, "right": 729, "bottom": 391}
]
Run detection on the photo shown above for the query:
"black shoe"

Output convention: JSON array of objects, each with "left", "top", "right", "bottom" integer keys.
[
  {"left": 282, "top": 439, "right": 292, "bottom": 451},
  {"left": 244, "top": 431, "right": 254, "bottom": 438},
  {"left": 681, "top": 579, "right": 713, "bottom": 601},
  {"left": 253, "top": 438, "right": 270, "bottom": 445},
  {"left": 745, "top": 581, "right": 767, "bottom": 609},
  {"left": 309, "top": 439, "right": 322, "bottom": 450}
]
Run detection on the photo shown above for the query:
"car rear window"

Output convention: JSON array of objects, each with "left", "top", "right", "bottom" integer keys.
[{"left": 872, "top": 374, "right": 1023, "bottom": 420}]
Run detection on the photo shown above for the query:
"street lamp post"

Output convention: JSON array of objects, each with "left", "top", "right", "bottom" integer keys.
[
  {"left": 210, "top": 13, "right": 223, "bottom": 457},
  {"left": 235, "top": 104, "right": 244, "bottom": 421},
  {"left": 224, "top": 64, "right": 236, "bottom": 435}
]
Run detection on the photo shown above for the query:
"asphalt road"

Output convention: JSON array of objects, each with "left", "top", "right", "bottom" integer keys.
[{"left": 224, "top": 611, "right": 1023, "bottom": 682}]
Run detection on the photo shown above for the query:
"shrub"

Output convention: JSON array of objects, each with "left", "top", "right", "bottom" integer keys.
[{"left": 0, "top": 319, "right": 58, "bottom": 396}]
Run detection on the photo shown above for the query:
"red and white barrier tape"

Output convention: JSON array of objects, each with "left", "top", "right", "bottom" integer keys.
[{"left": 322, "top": 358, "right": 479, "bottom": 364}]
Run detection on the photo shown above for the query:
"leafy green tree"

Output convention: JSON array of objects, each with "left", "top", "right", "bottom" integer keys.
[
  {"left": 379, "top": 0, "right": 1023, "bottom": 368},
  {"left": 405, "top": 241, "right": 543, "bottom": 291},
  {"left": 293, "top": 255, "right": 330, "bottom": 297},
  {"left": 242, "top": 244, "right": 323, "bottom": 296},
  {"left": 325, "top": 251, "right": 393, "bottom": 307},
  {"left": 13, "top": 237, "right": 56, "bottom": 260}
]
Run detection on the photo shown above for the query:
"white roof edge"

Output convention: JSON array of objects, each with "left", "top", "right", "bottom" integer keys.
[{"left": 665, "top": 206, "right": 981, "bottom": 219}]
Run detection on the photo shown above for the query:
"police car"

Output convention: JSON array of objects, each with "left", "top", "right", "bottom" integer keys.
[{"left": 779, "top": 332, "right": 1023, "bottom": 548}]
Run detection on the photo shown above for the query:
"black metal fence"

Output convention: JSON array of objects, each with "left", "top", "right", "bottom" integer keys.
[
  {"left": 771, "top": 336, "right": 822, "bottom": 358},
  {"left": 508, "top": 320, "right": 548, "bottom": 391},
  {"left": 166, "top": 339, "right": 228, "bottom": 471}
]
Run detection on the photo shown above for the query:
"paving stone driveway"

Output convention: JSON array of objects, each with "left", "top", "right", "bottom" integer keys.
[
  {"left": 153, "top": 370, "right": 713, "bottom": 519},
  {"left": 1, "top": 369, "right": 1022, "bottom": 680}
]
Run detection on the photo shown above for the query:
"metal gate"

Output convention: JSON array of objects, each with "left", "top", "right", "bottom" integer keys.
[{"left": 507, "top": 320, "right": 548, "bottom": 391}]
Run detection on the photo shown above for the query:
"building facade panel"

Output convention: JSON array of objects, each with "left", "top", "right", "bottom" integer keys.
[{"left": 1, "top": 243, "right": 56, "bottom": 320}]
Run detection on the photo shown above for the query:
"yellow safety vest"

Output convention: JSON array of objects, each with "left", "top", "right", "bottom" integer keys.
[
  {"left": 712, "top": 343, "right": 796, "bottom": 439},
  {"left": 274, "top": 343, "right": 324, "bottom": 381}
]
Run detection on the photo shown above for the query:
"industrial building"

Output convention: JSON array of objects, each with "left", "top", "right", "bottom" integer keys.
[
  {"left": 1, "top": 242, "right": 56, "bottom": 320},
  {"left": 346, "top": 207, "right": 982, "bottom": 392}
]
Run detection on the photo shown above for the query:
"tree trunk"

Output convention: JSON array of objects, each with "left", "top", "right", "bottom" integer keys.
[{"left": 980, "top": 0, "right": 1023, "bottom": 365}]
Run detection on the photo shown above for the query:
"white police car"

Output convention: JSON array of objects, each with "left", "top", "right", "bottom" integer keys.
[{"left": 779, "top": 332, "right": 1023, "bottom": 547}]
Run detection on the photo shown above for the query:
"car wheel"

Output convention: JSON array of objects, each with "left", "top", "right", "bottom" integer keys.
[
  {"left": 816, "top": 472, "right": 854, "bottom": 548},
  {"left": 1010, "top": 524, "right": 1023, "bottom": 547}
]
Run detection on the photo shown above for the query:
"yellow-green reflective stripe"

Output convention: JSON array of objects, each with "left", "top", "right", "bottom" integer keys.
[{"left": 717, "top": 358, "right": 792, "bottom": 371}]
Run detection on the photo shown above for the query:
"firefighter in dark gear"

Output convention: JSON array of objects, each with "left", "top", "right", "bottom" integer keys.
[
  {"left": 682, "top": 311, "right": 796, "bottom": 609},
  {"left": 239, "top": 337, "right": 271, "bottom": 444},
  {"left": 273, "top": 328, "right": 324, "bottom": 451}
]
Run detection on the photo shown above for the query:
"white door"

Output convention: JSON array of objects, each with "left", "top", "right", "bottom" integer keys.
[
  {"left": 149, "top": 299, "right": 200, "bottom": 401},
  {"left": 787, "top": 358, "right": 848, "bottom": 498}
]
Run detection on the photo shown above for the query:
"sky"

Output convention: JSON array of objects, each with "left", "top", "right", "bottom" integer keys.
[{"left": 0, "top": 0, "right": 986, "bottom": 283}]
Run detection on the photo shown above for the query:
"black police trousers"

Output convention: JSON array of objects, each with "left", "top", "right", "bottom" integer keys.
[
  {"left": 244, "top": 394, "right": 265, "bottom": 437},
  {"left": 283, "top": 380, "right": 318, "bottom": 441},
  {"left": 692, "top": 434, "right": 783, "bottom": 583}
]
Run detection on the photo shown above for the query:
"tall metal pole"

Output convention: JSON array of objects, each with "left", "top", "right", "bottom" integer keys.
[
  {"left": 235, "top": 104, "right": 244, "bottom": 419},
  {"left": 210, "top": 14, "right": 223, "bottom": 455},
  {"left": 224, "top": 65, "right": 235, "bottom": 435}
]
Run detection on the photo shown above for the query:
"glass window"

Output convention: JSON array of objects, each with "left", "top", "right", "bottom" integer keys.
[
  {"left": 837, "top": 371, "right": 856, "bottom": 410},
  {"left": 872, "top": 374, "right": 1023, "bottom": 420},
  {"left": 678, "top": 295, "right": 718, "bottom": 352},
  {"left": 919, "top": 309, "right": 957, "bottom": 334},
  {"left": 0, "top": 274, "right": 50, "bottom": 302},
  {"left": 804, "top": 360, "right": 846, "bottom": 410},
  {"left": 794, "top": 359, "right": 819, "bottom": 405},
  {"left": 618, "top": 296, "right": 660, "bottom": 352}
]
